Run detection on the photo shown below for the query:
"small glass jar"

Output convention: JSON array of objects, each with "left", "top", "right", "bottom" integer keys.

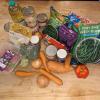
[
  {"left": 46, "top": 45, "right": 57, "bottom": 60},
  {"left": 57, "top": 49, "right": 67, "bottom": 63},
  {"left": 28, "top": 36, "right": 40, "bottom": 60}
]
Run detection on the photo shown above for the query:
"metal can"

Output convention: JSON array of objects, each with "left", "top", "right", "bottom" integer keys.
[
  {"left": 46, "top": 45, "right": 57, "bottom": 60},
  {"left": 37, "top": 13, "right": 48, "bottom": 27},
  {"left": 57, "top": 49, "right": 67, "bottom": 63}
]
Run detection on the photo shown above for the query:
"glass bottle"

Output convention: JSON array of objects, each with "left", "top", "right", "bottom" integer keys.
[{"left": 8, "top": 0, "right": 24, "bottom": 23}]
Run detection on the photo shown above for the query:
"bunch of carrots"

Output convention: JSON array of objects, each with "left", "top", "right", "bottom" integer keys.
[{"left": 15, "top": 51, "right": 73, "bottom": 88}]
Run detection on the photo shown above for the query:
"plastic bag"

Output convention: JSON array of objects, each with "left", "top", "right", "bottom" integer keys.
[{"left": 71, "top": 23, "right": 100, "bottom": 64}]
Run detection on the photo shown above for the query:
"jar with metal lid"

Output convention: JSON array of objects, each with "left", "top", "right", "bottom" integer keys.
[
  {"left": 22, "top": 6, "right": 36, "bottom": 18},
  {"left": 57, "top": 49, "right": 67, "bottom": 63},
  {"left": 37, "top": 13, "right": 48, "bottom": 27},
  {"left": 46, "top": 45, "right": 57, "bottom": 60},
  {"left": 29, "top": 35, "right": 40, "bottom": 60},
  {"left": 20, "top": 35, "right": 40, "bottom": 60}
]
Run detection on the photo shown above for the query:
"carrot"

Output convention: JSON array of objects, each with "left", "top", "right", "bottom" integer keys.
[
  {"left": 39, "top": 51, "right": 49, "bottom": 72},
  {"left": 15, "top": 71, "right": 37, "bottom": 77},
  {"left": 64, "top": 54, "right": 72, "bottom": 70},
  {"left": 39, "top": 69, "right": 63, "bottom": 86}
]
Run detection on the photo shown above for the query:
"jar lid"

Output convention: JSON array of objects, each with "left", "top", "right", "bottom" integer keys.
[
  {"left": 57, "top": 49, "right": 67, "bottom": 58},
  {"left": 37, "top": 13, "right": 48, "bottom": 23},
  {"left": 46, "top": 45, "right": 57, "bottom": 57},
  {"left": 22, "top": 6, "right": 35, "bottom": 16},
  {"left": 9, "top": 0, "right": 16, "bottom": 7},
  {"left": 30, "top": 36, "right": 39, "bottom": 44}
]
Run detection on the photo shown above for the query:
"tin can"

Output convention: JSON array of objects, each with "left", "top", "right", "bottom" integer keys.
[
  {"left": 46, "top": 45, "right": 57, "bottom": 60},
  {"left": 57, "top": 49, "right": 67, "bottom": 63},
  {"left": 37, "top": 13, "right": 48, "bottom": 27}
]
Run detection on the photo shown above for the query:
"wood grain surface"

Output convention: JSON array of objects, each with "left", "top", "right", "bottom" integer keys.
[{"left": 0, "top": 1, "right": 100, "bottom": 100}]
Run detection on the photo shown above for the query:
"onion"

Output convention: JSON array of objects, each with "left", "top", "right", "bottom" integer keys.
[{"left": 32, "top": 58, "right": 42, "bottom": 69}]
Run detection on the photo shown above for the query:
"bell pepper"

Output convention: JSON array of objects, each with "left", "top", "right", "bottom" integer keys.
[{"left": 75, "top": 64, "right": 89, "bottom": 78}]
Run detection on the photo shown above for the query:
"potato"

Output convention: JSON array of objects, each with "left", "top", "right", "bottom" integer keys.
[{"left": 37, "top": 74, "right": 50, "bottom": 88}]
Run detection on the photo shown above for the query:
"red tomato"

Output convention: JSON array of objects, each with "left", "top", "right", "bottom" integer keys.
[{"left": 75, "top": 64, "right": 89, "bottom": 78}]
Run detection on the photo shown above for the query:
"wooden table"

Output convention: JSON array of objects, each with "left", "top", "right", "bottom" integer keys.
[{"left": 0, "top": 1, "right": 100, "bottom": 100}]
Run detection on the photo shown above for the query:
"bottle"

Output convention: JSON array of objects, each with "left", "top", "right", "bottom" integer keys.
[{"left": 8, "top": 0, "right": 24, "bottom": 23}]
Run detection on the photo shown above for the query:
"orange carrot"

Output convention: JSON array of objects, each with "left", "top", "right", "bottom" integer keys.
[
  {"left": 39, "top": 51, "right": 49, "bottom": 72},
  {"left": 15, "top": 71, "right": 37, "bottom": 77},
  {"left": 64, "top": 54, "right": 72, "bottom": 70},
  {"left": 39, "top": 69, "right": 63, "bottom": 86}
]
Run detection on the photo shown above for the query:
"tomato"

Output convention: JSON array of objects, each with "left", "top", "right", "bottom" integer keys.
[{"left": 75, "top": 64, "right": 89, "bottom": 78}]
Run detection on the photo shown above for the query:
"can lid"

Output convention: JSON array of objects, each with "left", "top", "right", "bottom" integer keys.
[
  {"left": 9, "top": 0, "right": 16, "bottom": 7},
  {"left": 57, "top": 49, "right": 67, "bottom": 58},
  {"left": 30, "top": 36, "right": 39, "bottom": 44},
  {"left": 46, "top": 45, "right": 57, "bottom": 57},
  {"left": 37, "top": 13, "right": 48, "bottom": 23}
]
